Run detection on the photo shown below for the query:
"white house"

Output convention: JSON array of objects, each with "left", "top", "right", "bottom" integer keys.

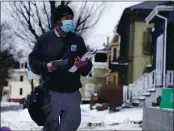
[
  {"left": 1, "top": 58, "right": 40, "bottom": 102},
  {"left": 123, "top": 4, "right": 174, "bottom": 107}
]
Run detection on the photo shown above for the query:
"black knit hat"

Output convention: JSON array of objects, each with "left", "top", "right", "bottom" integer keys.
[{"left": 54, "top": 5, "right": 74, "bottom": 24}]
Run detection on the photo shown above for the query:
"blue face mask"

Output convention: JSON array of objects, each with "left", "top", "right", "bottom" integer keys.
[{"left": 61, "top": 20, "right": 75, "bottom": 33}]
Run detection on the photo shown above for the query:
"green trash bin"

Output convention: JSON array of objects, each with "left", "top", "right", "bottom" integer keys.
[{"left": 160, "top": 88, "right": 174, "bottom": 109}]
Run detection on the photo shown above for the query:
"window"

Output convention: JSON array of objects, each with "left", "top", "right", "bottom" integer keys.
[
  {"left": 143, "top": 29, "right": 152, "bottom": 55},
  {"left": 109, "top": 55, "right": 111, "bottom": 62},
  {"left": 108, "top": 79, "right": 111, "bottom": 84},
  {"left": 21, "top": 64, "right": 24, "bottom": 68},
  {"left": 94, "top": 53, "right": 107, "bottom": 62},
  {"left": 25, "top": 62, "right": 28, "bottom": 69},
  {"left": 13, "top": 61, "right": 20, "bottom": 69},
  {"left": 106, "top": 79, "right": 109, "bottom": 85},
  {"left": 19, "top": 88, "right": 23, "bottom": 95},
  {"left": 113, "top": 48, "right": 117, "bottom": 61},
  {"left": 3, "top": 91, "right": 8, "bottom": 96},
  {"left": 4, "top": 81, "right": 8, "bottom": 86},
  {"left": 20, "top": 75, "right": 23, "bottom": 82}
]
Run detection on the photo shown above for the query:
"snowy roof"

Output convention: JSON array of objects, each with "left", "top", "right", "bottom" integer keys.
[
  {"left": 14, "top": 57, "right": 28, "bottom": 63},
  {"left": 19, "top": 57, "right": 28, "bottom": 62},
  {"left": 117, "top": 1, "right": 172, "bottom": 34},
  {"left": 128, "top": 1, "right": 171, "bottom": 10}
]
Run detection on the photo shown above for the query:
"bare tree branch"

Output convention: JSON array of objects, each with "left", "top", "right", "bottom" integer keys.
[
  {"left": 32, "top": 2, "right": 45, "bottom": 33},
  {"left": 61, "top": 1, "right": 71, "bottom": 5},
  {"left": 14, "top": 31, "right": 34, "bottom": 48},
  {"left": 75, "top": 2, "right": 104, "bottom": 35},
  {"left": 49, "top": 1, "right": 56, "bottom": 29},
  {"left": 0, "top": 22, "right": 14, "bottom": 51},
  {"left": 74, "top": 2, "right": 87, "bottom": 33},
  {"left": 7, "top": 1, "right": 104, "bottom": 49},
  {"left": 43, "top": 2, "right": 51, "bottom": 29},
  {"left": 65, "top": 1, "right": 71, "bottom": 5},
  {"left": 14, "top": 2, "right": 39, "bottom": 40}
]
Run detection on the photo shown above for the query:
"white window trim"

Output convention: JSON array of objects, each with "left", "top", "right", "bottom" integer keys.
[{"left": 112, "top": 47, "right": 117, "bottom": 62}]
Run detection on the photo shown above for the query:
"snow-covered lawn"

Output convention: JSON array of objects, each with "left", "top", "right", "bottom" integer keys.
[
  {"left": 79, "top": 104, "right": 142, "bottom": 130},
  {"left": 1, "top": 102, "right": 143, "bottom": 130}
]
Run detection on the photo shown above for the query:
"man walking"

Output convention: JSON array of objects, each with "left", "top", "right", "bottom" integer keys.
[{"left": 28, "top": 4, "right": 92, "bottom": 131}]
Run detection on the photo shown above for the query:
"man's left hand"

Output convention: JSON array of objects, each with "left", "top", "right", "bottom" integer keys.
[{"left": 74, "top": 57, "right": 88, "bottom": 69}]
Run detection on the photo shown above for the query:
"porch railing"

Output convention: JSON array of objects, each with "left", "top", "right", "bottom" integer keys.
[
  {"left": 123, "top": 71, "right": 155, "bottom": 104},
  {"left": 123, "top": 70, "right": 174, "bottom": 105}
]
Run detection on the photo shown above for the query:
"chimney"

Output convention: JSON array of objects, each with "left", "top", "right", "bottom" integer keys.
[
  {"left": 107, "top": 36, "right": 109, "bottom": 45},
  {"left": 103, "top": 42, "right": 106, "bottom": 46}
]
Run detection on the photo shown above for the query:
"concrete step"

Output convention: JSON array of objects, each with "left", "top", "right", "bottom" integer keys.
[
  {"left": 147, "top": 88, "right": 156, "bottom": 92},
  {"left": 138, "top": 96, "right": 145, "bottom": 100},
  {"left": 121, "top": 103, "right": 133, "bottom": 108},
  {"left": 132, "top": 99, "right": 140, "bottom": 104},
  {"left": 142, "top": 92, "right": 151, "bottom": 96}
]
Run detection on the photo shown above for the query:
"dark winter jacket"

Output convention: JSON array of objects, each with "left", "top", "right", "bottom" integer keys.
[{"left": 28, "top": 30, "right": 92, "bottom": 93}]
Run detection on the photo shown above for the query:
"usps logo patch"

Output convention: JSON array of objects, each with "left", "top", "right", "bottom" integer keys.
[{"left": 71, "top": 45, "right": 77, "bottom": 51}]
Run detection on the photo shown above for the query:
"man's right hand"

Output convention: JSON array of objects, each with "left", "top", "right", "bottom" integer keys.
[{"left": 47, "top": 63, "right": 57, "bottom": 72}]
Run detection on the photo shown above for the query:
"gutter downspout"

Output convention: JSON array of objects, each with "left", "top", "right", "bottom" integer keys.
[{"left": 156, "top": 14, "right": 167, "bottom": 88}]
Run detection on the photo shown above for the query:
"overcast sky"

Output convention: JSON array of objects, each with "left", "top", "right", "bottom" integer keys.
[
  {"left": 1, "top": 2, "right": 141, "bottom": 56},
  {"left": 86, "top": 2, "right": 141, "bottom": 50}
]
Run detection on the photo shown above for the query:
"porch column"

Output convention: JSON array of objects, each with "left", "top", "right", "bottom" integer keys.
[{"left": 155, "top": 33, "right": 164, "bottom": 87}]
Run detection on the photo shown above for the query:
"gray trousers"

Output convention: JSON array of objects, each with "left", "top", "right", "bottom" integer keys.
[{"left": 43, "top": 90, "right": 82, "bottom": 131}]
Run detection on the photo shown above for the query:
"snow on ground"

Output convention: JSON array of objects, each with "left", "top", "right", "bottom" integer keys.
[
  {"left": 79, "top": 104, "right": 142, "bottom": 130},
  {"left": 1, "top": 102, "right": 43, "bottom": 130},
  {"left": 1, "top": 102, "right": 143, "bottom": 130}
]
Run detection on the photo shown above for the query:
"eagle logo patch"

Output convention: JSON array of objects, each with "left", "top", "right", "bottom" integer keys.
[{"left": 71, "top": 45, "right": 77, "bottom": 51}]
